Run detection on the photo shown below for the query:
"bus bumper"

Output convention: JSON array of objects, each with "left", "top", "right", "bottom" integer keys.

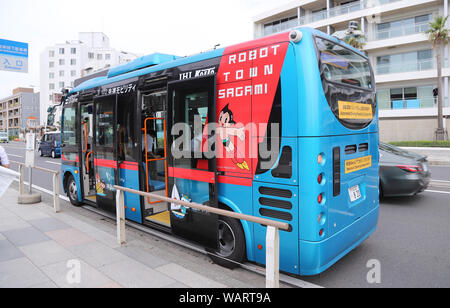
[{"left": 299, "top": 205, "right": 379, "bottom": 276}]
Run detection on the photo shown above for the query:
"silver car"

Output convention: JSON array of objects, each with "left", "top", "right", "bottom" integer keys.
[{"left": 0, "top": 132, "right": 8, "bottom": 143}]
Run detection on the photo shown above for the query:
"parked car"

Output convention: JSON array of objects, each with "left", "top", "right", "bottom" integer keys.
[
  {"left": 0, "top": 132, "right": 8, "bottom": 143},
  {"left": 38, "top": 132, "right": 61, "bottom": 158},
  {"left": 379, "top": 142, "right": 431, "bottom": 198}
]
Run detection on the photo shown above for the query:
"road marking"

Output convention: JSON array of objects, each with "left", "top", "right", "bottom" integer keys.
[
  {"left": 431, "top": 179, "right": 450, "bottom": 183},
  {"left": 45, "top": 161, "right": 61, "bottom": 166},
  {"left": 425, "top": 189, "right": 450, "bottom": 195},
  {"left": 12, "top": 178, "right": 69, "bottom": 201},
  {"left": 7, "top": 154, "right": 23, "bottom": 158}
]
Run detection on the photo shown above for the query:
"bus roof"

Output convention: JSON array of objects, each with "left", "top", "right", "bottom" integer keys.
[{"left": 69, "top": 27, "right": 364, "bottom": 95}]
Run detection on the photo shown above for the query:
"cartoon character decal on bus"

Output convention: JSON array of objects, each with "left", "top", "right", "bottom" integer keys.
[{"left": 217, "top": 104, "right": 249, "bottom": 171}]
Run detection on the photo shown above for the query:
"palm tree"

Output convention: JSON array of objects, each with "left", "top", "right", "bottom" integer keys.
[
  {"left": 426, "top": 16, "right": 449, "bottom": 140},
  {"left": 345, "top": 34, "right": 366, "bottom": 50}
]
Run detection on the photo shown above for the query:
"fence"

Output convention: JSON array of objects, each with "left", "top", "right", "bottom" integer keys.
[
  {"left": 113, "top": 185, "right": 290, "bottom": 288},
  {"left": 10, "top": 160, "right": 61, "bottom": 213}
]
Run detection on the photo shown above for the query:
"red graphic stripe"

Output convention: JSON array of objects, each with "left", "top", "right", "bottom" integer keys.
[
  {"left": 169, "top": 167, "right": 216, "bottom": 184},
  {"left": 94, "top": 158, "right": 117, "bottom": 169},
  {"left": 119, "top": 161, "right": 139, "bottom": 171}
]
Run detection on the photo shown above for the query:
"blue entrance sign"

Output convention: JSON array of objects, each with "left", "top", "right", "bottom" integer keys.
[{"left": 0, "top": 39, "right": 29, "bottom": 73}]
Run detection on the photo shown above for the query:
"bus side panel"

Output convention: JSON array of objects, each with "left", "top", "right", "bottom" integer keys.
[
  {"left": 118, "top": 165, "right": 142, "bottom": 224},
  {"left": 217, "top": 182, "right": 255, "bottom": 262},
  {"left": 252, "top": 181, "right": 299, "bottom": 275}
]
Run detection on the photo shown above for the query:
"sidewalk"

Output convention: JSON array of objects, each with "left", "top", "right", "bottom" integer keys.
[
  {"left": 0, "top": 185, "right": 285, "bottom": 288},
  {"left": 399, "top": 147, "right": 450, "bottom": 166}
]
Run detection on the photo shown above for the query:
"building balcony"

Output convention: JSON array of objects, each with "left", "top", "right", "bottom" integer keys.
[{"left": 256, "top": 0, "right": 437, "bottom": 38}]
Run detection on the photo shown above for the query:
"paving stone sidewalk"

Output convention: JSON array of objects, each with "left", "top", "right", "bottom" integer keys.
[{"left": 0, "top": 185, "right": 287, "bottom": 288}]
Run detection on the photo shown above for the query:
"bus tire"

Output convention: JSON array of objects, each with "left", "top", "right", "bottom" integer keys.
[
  {"left": 208, "top": 216, "right": 246, "bottom": 269},
  {"left": 66, "top": 174, "right": 82, "bottom": 206}
]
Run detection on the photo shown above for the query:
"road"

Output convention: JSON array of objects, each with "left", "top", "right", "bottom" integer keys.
[{"left": 1, "top": 141, "right": 450, "bottom": 287}]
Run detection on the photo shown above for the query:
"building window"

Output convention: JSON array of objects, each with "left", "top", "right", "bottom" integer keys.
[
  {"left": 376, "top": 14, "right": 432, "bottom": 40},
  {"left": 376, "top": 49, "right": 433, "bottom": 75},
  {"left": 105, "top": 54, "right": 111, "bottom": 60},
  {"left": 264, "top": 15, "right": 298, "bottom": 36},
  {"left": 97, "top": 54, "right": 103, "bottom": 60},
  {"left": 49, "top": 72, "right": 55, "bottom": 79},
  {"left": 59, "top": 82, "right": 65, "bottom": 89},
  {"left": 49, "top": 50, "right": 55, "bottom": 57},
  {"left": 378, "top": 85, "right": 437, "bottom": 110},
  {"left": 71, "top": 48, "right": 77, "bottom": 54},
  {"left": 59, "top": 48, "right": 65, "bottom": 55},
  {"left": 88, "top": 52, "right": 94, "bottom": 59},
  {"left": 70, "top": 59, "right": 76, "bottom": 65},
  {"left": 59, "top": 59, "right": 65, "bottom": 65},
  {"left": 49, "top": 62, "right": 54, "bottom": 68},
  {"left": 71, "top": 70, "right": 76, "bottom": 77},
  {"left": 49, "top": 83, "right": 55, "bottom": 90},
  {"left": 59, "top": 70, "right": 64, "bottom": 77}
]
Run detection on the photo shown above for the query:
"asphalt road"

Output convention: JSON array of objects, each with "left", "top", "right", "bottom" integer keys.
[{"left": 1, "top": 141, "right": 450, "bottom": 287}]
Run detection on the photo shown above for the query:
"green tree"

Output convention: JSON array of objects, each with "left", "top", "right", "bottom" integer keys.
[
  {"left": 426, "top": 16, "right": 449, "bottom": 140},
  {"left": 345, "top": 34, "right": 366, "bottom": 50}
]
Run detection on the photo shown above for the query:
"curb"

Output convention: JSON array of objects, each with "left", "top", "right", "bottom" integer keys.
[{"left": 429, "top": 161, "right": 450, "bottom": 166}]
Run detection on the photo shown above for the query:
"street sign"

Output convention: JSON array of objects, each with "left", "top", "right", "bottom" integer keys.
[
  {"left": 25, "top": 133, "right": 35, "bottom": 168},
  {"left": 0, "top": 39, "right": 29, "bottom": 73}
]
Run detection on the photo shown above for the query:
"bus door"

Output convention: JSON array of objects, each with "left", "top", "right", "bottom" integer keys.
[
  {"left": 141, "top": 87, "right": 170, "bottom": 227},
  {"left": 80, "top": 102, "right": 95, "bottom": 202},
  {"left": 166, "top": 75, "right": 218, "bottom": 250},
  {"left": 93, "top": 94, "right": 118, "bottom": 213}
]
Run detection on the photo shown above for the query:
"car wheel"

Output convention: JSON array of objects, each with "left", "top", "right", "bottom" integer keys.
[
  {"left": 39, "top": 149, "right": 43, "bottom": 157},
  {"left": 208, "top": 216, "right": 246, "bottom": 269},
  {"left": 66, "top": 174, "right": 82, "bottom": 206}
]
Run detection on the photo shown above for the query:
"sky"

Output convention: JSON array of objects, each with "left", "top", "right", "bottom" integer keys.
[{"left": 0, "top": 0, "right": 294, "bottom": 98}]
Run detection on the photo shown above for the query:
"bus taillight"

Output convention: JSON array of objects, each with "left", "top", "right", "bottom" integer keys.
[{"left": 318, "top": 193, "right": 324, "bottom": 204}]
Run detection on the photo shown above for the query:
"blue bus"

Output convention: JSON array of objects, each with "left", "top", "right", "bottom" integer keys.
[{"left": 60, "top": 27, "right": 379, "bottom": 276}]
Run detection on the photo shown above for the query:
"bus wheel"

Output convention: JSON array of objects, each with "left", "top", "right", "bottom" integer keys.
[
  {"left": 66, "top": 175, "right": 82, "bottom": 206},
  {"left": 208, "top": 216, "right": 246, "bottom": 269}
]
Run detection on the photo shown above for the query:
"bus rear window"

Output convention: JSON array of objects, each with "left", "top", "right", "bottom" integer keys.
[{"left": 315, "top": 37, "right": 373, "bottom": 90}]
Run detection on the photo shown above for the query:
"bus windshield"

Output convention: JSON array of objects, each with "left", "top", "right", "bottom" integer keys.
[{"left": 315, "top": 37, "right": 373, "bottom": 90}]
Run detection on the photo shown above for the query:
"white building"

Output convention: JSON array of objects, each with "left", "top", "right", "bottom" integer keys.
[
  {"left": 39, "top": 32, "right": 138, "bottom": 126},
  {"left": 253, "top": 0, "right": 450, "bottom": 141}
]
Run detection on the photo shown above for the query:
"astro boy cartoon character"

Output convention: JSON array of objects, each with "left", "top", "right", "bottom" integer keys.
[{"left": 217, "top": 104, "right": 249, "bottom": 171}]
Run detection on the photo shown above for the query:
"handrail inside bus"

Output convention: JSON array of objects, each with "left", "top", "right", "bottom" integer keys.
[{"left": 144, "top": 117, "right": 168, "bottom": 205}]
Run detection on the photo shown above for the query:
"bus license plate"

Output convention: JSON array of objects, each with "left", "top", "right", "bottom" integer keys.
[{"left": 348, "top": 185, "right": 361, "bottom": 202}]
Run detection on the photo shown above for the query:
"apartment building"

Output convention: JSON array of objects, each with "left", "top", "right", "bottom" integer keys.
[
  {"left": 0, "top": 88, "right": 40, "bottom": 137},
  {"left": 253, "top": 0, "right": 450, "bottom": 141},
  {"left": 40, "top": 32, "right": 138, "bottom": 126}
]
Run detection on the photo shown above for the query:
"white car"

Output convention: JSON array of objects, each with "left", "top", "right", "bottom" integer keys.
[{"left": 0, "top": 132, "right": 8, "bottom": 143}]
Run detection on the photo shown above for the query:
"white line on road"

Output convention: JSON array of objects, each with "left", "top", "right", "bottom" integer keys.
[
  {"left": 12, "top": 178, "right": 69, "bottom": 201},
  {"left": 45, "top": 161, "right": 61, "bottom": 166},
  {"left": 425, "top": 189, "right": 450, "bottom": 195},
  {"left": 432, "top": 179, "right": 450, "bottom": 183},
  {"left": 7, "top": 154, "right": 23, "bottom": 158}
]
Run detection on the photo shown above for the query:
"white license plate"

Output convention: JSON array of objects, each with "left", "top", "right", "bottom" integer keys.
[{"left": 348, "top": 185, "right": 361, "bottom": 202}]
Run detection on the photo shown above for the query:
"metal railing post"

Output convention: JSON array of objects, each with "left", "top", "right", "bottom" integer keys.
[
  {"left": 266, "top": 226, "right": 280, "bottom": 288},
  {"left": 115, "top": 189, "right": 126, "bottom": 245},
  {"left": 18, "top": 164, "right": 24, "bottom": 195},
  {"left": 53, "top": 172, "right": 60, "bottom": 213}
]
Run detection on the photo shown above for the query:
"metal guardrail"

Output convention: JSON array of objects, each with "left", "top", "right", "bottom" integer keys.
[
  {"left": 10, "top": 160, "right": 61, "bottom": 213},
  {"left": 113, "top": 185, "right": 290, "bottom": 288}
]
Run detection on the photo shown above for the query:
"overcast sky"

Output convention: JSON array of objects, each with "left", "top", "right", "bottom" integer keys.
[{"left": 0, "top": 0, "right": 294, "bottom": 98}]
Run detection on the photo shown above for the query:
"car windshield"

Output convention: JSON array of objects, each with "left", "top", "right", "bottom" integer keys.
[{"left": 315, "top": 37, "right": 373, "bottom": 89}]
